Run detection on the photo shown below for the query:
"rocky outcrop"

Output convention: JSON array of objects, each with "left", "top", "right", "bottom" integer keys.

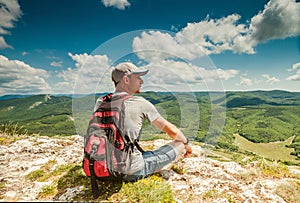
[
  {"left": 0, "top": 135, "right": 83, "bottom": 201},
  {"left": 0, "top": 136, "right": 299, "bottom": 202}
]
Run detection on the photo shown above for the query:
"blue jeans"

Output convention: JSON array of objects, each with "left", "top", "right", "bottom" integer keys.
[{"left": 123, "top": 144, "right": 177, "bottom": 181}]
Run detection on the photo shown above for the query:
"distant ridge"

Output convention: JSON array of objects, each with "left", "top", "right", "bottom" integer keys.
[
  {"left": 0, "top": 93, "right": 97, "bottom": 101},
  {"left": 0, "top": 90, "right": 299, "bottom": 101},
  {"left": 0, "top": 94, "right": 35, "bottom": 101}
]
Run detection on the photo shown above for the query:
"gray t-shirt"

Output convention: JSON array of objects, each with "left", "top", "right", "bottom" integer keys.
[{"left": 93, "top": 92, "right": 161, "bottom": 174}]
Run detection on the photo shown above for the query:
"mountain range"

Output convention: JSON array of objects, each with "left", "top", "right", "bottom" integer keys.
[{"left": 0, "top": 90, "right": 299, "bottom": 163}]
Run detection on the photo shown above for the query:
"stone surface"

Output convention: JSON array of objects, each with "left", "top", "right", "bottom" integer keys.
[{"left": 0, "top": 137, "right": 299, "bottom": 202}]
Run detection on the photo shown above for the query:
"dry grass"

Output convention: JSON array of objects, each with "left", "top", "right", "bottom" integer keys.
[
  {"left": 0, "top": 122, "right": 30, "bottom": 145},
  {"left": 275, "top": 180, "right": 300, "bottom": 203}
]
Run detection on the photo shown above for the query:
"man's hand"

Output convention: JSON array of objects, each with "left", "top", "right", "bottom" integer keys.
[{"left": 184, "top": 144, "right": 192, "bottom": 158}]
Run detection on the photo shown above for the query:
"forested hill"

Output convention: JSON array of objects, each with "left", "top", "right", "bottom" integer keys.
[
  {"left": 0, "top": 90, "right": 300, "bottom": 162},
  {"left": 225, "top": 90, "right": 300, "bottom": 107}
]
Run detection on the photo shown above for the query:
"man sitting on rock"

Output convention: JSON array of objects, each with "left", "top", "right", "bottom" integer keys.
[{"left": 94, "top": 62, "right": 192, "bottom": 181}]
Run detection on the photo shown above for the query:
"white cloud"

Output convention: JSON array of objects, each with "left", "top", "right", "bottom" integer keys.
[
  {"left": 101, "top": 0, "right": 130, "bottom": 10},
  {"left": 132, "top": 15, "right": 251, "bottom": 61},
  {"left": 249, "top": 0, "right": 300, "bottom": 43},
  {"left": 216, "top": 68, "right": 240, "bottom": 81},
  {"left": 132, "top": 29, "right": 239, "bottom": 91},
  {"left": 140, "top": 60, "right": 238, "bottom": 92},
  {"left": 286, "top": 69, "right": 300, "bottom": 81},
  {"left": 133, "top": 31, "right": 205, "bottom": 61},
  {"left": 50, "top": 61, "right": 63, "bottom": 67},
  {"left": 286, "top": 62, "right": 300, "bottom": 81},
  {"left": 262, "top": 74, "right": 280, "bottom": 84},
  {"left": 132, "top": 16, "right": 252, "bottom": 59},
  {"left": 288, "top": 62, "right": 300, "bottom": 72},
  {"left": 0, "top": 55, "right": 51, "bottom": 95},
  {"left": 53, "top": 53, "right": 113, "bottom": 94},
  {"left": 0, "top": 36, "right": 12, "bottom": 49},
  {"left": 236, "top": 76, "right": 253, "bottom": 86},
  {"left": 21, "top": 51, "right": 28, "bottom": 56},
  {"left": 178, "top": 14, "right": 252, "bottom": 54},
  {"left": 0, "top": 0, "right": 22, "bottom": 49},
  {"left": 133, "top": 0, "right": 299, "bottom": 58}
]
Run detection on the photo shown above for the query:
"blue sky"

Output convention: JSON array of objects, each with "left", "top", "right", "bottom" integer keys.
[{"left": 0, "top": 0, "right": 299, "bottom": 95}]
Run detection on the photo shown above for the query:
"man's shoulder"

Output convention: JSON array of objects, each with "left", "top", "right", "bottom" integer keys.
[
  {"left": 131, "top": 95, "right": 146, "bottom": 100},
  {"left": 127, "top": 95, "right": 152, "bottom": 105}
]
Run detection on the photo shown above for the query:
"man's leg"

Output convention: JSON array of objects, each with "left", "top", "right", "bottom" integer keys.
[
  {"left": 123, "top": 141, "right": 185, "bottom": 181},
  {"left": 168, "top": 140, "right": 185, "bottom": 158}
]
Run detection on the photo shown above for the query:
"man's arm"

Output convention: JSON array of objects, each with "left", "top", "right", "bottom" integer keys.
[{"left": 152, "top": 117, "right": 192, "bottom": 157}]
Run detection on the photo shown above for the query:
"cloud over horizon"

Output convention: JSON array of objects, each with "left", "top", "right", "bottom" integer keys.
[
  {"left": 142, "top": 60, "right": 238, "bottom": 92},
  {"left": 286, "top": 62, "right": 300, "bottom": 81},
  {"left": 53, "top": 53, "right": 114, "bottom": 94},
  {"left": 0, "top": 55, "right": 50, "bottom": 95},
  {"left": 262, "top": 74, "right": 280, "bottom": 84}
]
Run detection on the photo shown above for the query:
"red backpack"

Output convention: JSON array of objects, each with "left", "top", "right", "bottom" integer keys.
[{"left": 82, "top": 93, "right": 144, "bottom": 198}]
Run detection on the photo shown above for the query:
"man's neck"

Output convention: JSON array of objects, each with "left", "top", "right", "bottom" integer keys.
[{"left": 115, "top": 85, "right": 133, "bottom": 95}]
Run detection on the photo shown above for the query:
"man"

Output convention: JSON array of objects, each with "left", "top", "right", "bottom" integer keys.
[{"left": 94, "top": 62, "right": 192, "bottom": 181}]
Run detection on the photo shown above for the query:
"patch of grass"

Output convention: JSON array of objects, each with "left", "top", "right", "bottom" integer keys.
[
  {"left": 171, "top": 163, "right": 186, "bottom": 175},
  {"left": 0, "top": 121, "right": 30, "bottom": 145},
  {"left": 26, "top": 169, "right": 45, "bottom": 181},
  {"left": 25, "top": 160, "right": 75, "bottom": 183},
  {"left": 257, "top": 159, "right": 292, "bottom": 178},
  {"left": 40, "top": 164, "right": 74, "bottom": 182},
  {"left": 28, "top": 163, "right": 175, "bottom": 202},
  {"left": 231, "top": 152, "right": 261, "bottom": 166},
  {"left": 275, "top": 180, "right": 300, "bottom": 203},
  {"left": 35, "top": 165, "right": 90, "bottom": 201},
  {"left": 56, "top": 165, "right": 89, "bottom": 191},
  {"left": 37, "top": 164, "right": 90, "bottom": 200},
  {"left": 0, "top": 181, "right": 6, "bottom": 198},
  {"left": 201, "top": 189, "right": 236, "bottom": 203},
  {"left": 41, "top": 159, "right": 57, "bottom": 171},
  {"left": 38, "top": 185, "right": 57, "bottom": 198},
  {"left": 53, "top": 165, "right": 123, "bottom": 202},
  {"left": 0, "top": 182, "right": 5, "bottom": 189},
  {"left": 202, "top": 189, "right": 219, "bottom": 201},
  {"left": 110, "top": 175, "right": 175, "bottom": 203},
  {"left": 234, "top": 134, "right": 298, "bottom": 163},
  {"left": 238, "top": 167, "right": 261, "bottom": 184}
]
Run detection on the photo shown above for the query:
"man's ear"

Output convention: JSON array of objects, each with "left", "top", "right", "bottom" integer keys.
[{"left": 124, "top": 75, "right": 129, "bottom": 84}]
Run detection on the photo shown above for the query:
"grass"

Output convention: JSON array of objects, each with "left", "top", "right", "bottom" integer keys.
[
  {"left": 26, "top": 160, "right": 74, "bottom": 182},
  {"left": 234, "top": 134, "right": 298, "bottom": 163},
  {"left": 275, "top": 180, "right": 300, "bottom": 203},
  {"left": 0, "top": 121, "right": 31, "bottom": 145},
  {"left": 201, "top": 189, "right": 236, "bottom": 203},
  {"left": 28, "top": 164, "right": 90, "bottom": 200},
  {"left": 256, "top": 158, "right": 292, "bottom": 178},
  {"left": 25, "top": 160, "right": 175, "bottom": 202},
  {"left": 110, "top": 175, "right": 174, "bottom": 203}
]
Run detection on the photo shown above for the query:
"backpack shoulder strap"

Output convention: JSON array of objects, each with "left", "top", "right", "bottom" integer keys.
[
  {"left": 101, "top": 93, "right": 144, "bottom": 153},
  {"left": 134, "top": 139, "right": 145, "bottom": 153},
  {"left": 101, "top": 93, "right": 131, "bottom": 103}
]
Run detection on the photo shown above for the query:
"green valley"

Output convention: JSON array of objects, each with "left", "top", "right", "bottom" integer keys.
[{"left": 0, "top": 90, "right": 300, "bottom": 163}]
